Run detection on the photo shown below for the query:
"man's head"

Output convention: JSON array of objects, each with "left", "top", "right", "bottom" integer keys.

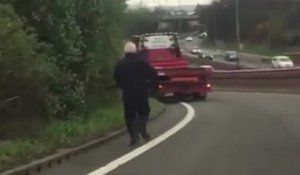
[{"left": 124, "top": 41, "right": 137, "bottom": 54}]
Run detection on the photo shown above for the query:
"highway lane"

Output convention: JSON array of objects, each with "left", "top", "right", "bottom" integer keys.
[
  {"left": 181, "top": 37, "right": 271, "bottom": 69},
  {"left": 183, "top": 52, "right": 270, "bottom": 69},
  {"left": 38, "top": 92, "right": 300, "bottom": 175},
  {"left": 110, "top": 92, "right": 300, "bottom": 175}
]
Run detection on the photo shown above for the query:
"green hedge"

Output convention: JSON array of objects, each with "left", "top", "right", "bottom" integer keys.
[{"left": 0, "top": 0, "right": 126, "bottom": 130}]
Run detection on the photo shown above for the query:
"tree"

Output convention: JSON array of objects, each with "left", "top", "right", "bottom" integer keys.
[
  {"left": 196, "top": 0, "right": 298, "bottom": 47},
  {"left": 124, "top": 7, "right": 158, "bottom": 36}
]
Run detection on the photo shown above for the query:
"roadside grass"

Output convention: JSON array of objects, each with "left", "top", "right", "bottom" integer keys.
[
  {"left": 241, "top": 44, "right": 284, "bottom": 56},
  {"left": 149, "top": 98, "right": 165, "bottom": 117},
  {"left": 0, "top": 98, "right": 164, "bottom": 172}
]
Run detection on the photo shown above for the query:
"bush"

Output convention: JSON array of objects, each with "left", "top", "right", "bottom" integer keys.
[
  {"left": 0, "top": 0, "right": 127, "bottom": 140},
  {"left": 2, "top": 0, "right": 126, "bottom": 120},
  {"left": 0, "top": 4, "right": 49, "bottom": 121}
]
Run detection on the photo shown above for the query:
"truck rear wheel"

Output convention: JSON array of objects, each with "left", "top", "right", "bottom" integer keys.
[{"left": 193, "top": 93, "right": 207, "bottom": 101}]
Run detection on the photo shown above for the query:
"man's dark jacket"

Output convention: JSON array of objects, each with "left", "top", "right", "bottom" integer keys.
[{"left": 114, "top": 53, "right": 158, "bottom": 95}]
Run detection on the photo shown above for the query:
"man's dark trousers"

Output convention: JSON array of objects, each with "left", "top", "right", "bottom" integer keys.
[{"left": 122, "top": 91, "right": 150, "bottom": 141}]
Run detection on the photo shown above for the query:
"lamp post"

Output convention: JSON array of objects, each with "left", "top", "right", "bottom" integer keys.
[
  {"left": 212, "top": 2, "right": 218, "bottom": 45},
  {"left": 235, "top": 0, "right": 241, "bottom": 69},
  {"left": 295, "top": 0, "right": 300, "bottom": 35},
  {"left": 178, "top": 0, "right": 182, "bottom": 33}
]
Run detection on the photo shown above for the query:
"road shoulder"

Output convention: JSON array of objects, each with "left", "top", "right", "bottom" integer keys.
[{"left": 33, "top": 103, "right": 186, "bottom": 175}]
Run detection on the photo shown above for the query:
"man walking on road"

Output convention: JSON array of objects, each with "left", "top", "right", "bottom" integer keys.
[{"left": 114, "top": 42, "right": 158, "bottom": 146}]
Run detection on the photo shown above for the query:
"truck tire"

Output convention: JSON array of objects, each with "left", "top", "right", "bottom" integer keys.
[{"left": 193, "top": 93, "right": 207, "bottom": 101}]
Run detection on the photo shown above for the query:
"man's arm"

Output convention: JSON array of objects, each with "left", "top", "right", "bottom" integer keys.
[
  {"left": 149, "top": 64, "right": 159, "bottom": 88},
  {"left": 142, "top": 60, "right": 158, "bottom": 90}
]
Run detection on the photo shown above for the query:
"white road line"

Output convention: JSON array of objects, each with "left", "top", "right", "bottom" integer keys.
[{"left": 87, "top": 102, "right": 195, "bottom": 175}]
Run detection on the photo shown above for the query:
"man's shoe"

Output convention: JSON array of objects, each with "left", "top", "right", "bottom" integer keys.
[
  {"left": 142, "top": 133, "right": 151, "bottom": 141},
  {"left": 129, "top": 138, "right": 139, "bottom": 146}
]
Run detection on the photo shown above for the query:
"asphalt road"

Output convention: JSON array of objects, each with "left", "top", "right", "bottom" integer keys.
[
  {"left": 38, "top": 103, "right": 186, "bottom": 175},
  {"left": 38, "top": 92, "right": 300, "bottom": 175},
  {"left": 181, "top": 37, "right": 271, "bottom": 69}
]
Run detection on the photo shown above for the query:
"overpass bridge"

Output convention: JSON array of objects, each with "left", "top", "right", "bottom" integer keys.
[{"left": 157, "top": 14, "right": 205, "bottom": 33}]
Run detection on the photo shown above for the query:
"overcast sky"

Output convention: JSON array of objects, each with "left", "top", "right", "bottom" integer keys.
[{"left": 128, "top": 0, "right": 212, "bottom": 7}]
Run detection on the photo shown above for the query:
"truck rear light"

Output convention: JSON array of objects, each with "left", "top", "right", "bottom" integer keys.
[
  {"left": 206, "top": 83, "right": 211, "bottom": 88},
  {"left": 158, "top": 85, "right": 163, "bottom": 89},
  {"left": 158, "top": 72, "right": 165, "bottom": 76}
]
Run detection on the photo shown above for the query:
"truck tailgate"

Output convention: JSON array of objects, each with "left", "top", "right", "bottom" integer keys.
[
  {"left": 156, "top": 67, "right": 212, "bottom": 82},
  {"left": 155, "top": 66, "right": 213, "bottom": 95}
]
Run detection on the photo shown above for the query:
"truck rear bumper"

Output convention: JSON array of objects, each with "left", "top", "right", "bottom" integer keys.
[{"left": 157, "top": 82, "right": 212, "bottom": 97}]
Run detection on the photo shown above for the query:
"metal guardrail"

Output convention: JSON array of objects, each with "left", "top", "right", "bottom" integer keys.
[
  {"left": 211, "top": 67, "right": 300, "bottom": 93},
  {"left": 213, "top": 67, "right": 300, "bottom": 74}
]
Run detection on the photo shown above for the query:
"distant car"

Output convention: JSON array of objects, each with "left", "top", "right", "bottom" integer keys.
[
  {"left": 198, "top": 32, "right": 208, "bottom": 39},
  {"left": 191, "top": 47, "right": 202, "bottom": 54},
  {"left": 185, "top": 36, "right": 193, "bottom": 42},
  {"left": 271, "top": 56, "right": 294, "bottom": 68},
  {"left": 224, "top": 51, "right": 239, "bottom": 62},
  {"left": 200, "top": 51, "right": 214, "bottom": 60}
]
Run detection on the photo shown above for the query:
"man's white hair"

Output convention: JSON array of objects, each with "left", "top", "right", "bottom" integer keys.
[{"left": 124, "top": 41, "right": 137, "bottom": 53}]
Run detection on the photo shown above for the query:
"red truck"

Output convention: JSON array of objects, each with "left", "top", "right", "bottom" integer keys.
[{"left": 131, "top": 32, "right": 212, "bottom": 100}]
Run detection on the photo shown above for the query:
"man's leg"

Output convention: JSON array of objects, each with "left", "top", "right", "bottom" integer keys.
[
  {"left": 137, "top": 96, "right": 151, "bottom": 140},
  {"left": 123, "top": 95, "right": 139, "bottom": 145}
]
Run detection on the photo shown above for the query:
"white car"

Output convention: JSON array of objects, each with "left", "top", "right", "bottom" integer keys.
[
  {"left": 191, "top": 47, "right": 202, "bottom": 54},
  {"left": 185, "top": 36, "right": 193, "bottom": 42},
  {"left": 225, "top": 51, "right": 239, "bottom": 62},
  {"left": 271, "top": 56, "right": 294, "bottom": 68}
]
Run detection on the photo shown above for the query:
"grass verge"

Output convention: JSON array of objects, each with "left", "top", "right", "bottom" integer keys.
[
  {"left": 241, "top": 44, "right": 284, "bottom": 56},
  {"left": 0, "top": 98, "right": 164, "bottom": 172}
]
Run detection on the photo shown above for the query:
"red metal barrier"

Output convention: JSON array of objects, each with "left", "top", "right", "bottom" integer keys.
[
  {"left": 212, "top": 67, "right": 300, "bottom": 93},
  {"left": 213, "top": 67, "right": 300, "bottom": 79}
]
